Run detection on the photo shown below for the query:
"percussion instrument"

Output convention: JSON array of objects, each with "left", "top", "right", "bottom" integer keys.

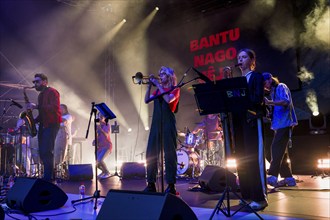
[
  {"left": 185, "top": 133, "right": 197, "bottom": 146},
  {"left": 177, "top": 130, "right": 186, "bottom": 137},
  {"left": 0, "top": 133, "right": 15, "bottom": 145},
  {"left": 176, "top": 149, "right": 200, "bottom": 176}
]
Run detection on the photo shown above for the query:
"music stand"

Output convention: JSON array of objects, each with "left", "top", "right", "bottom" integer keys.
[
  {"left": 193, "top": 77, "right": 263, "bottom": 219},
  {"left": 71, "top": 102, "right": 116, "bottom": 209}
]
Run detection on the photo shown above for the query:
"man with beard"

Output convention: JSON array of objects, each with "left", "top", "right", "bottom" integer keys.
[{"left": 27, "top": 73, "right": 61, "bottom": 182}]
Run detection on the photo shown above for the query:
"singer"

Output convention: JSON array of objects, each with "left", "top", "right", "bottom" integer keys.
[
  {"left": 263, "top": 72, "right": 298, "bottom": 187},
  {"left": 232, "top": 48, "right": 268, "bottom": 211},
  {"left": 143, "top": 66, "right": 180, "bottom": 195},
  {"left": 26, "top": 73, "right": 61, "bottom": 182}
]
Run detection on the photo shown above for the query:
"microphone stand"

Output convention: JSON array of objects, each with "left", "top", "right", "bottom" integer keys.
[
  {"left": 135, "top": 152, "right": 145, "bottom": 160},
  {"left": 145, "top": 71, "right": 200, "bottom": 192},
  {"left": 71, "top": 102, "right": 105, "bottom": 209},
  {"left": 109, "top": 121, "right": 121, "bottom": 179}
]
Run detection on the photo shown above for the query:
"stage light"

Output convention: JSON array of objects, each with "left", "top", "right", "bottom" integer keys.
[
  {"left": 313, "top": 111, "right": 319, "bottom": 116},
  {"left": 316, "top": 158, "right": 330, "bottom": 178},
  {"left": 226, "top": 158, "right": 237, "bottom": 168},
  {"left": 145, "top": 126, "right": 149, "bottom": 131},
  {"left": 309, "top": 113, "right": 327, "bottom": 134},
  {"left": 155, "top": 7, "right": 159, "bottom": 11},
  {"left": 128, "top": 128, "right": 132, "bottom": 132},
  {"left": 122, "top": 19, "right": 127, "bottom": 23},
  {"left": 317, "top": 159, "right": 330, "bottom": 169},
  {"left": 137, "top": 160, "right": 146, "bottom": 166},
  {"left": 226, "top": 158, "right": 237, "bottom": 174}
]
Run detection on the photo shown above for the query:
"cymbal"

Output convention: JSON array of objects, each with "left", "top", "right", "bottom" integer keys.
[
  {"left": 208, "top": 131, "right": 221, "bottom": 134},
  {"left": 208, "top": 138, "right": 221, "bottom": 140},
  {"left": 177, "top": 131, "right": 185, "bottom": 137}
]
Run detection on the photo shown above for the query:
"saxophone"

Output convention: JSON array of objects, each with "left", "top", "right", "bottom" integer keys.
[{"left": 22, "top": 87, "right": 38, "bottom": 137}]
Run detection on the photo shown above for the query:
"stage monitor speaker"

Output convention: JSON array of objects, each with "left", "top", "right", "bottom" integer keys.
[
  {"left": 96, "top": 190, "right": 198, "bottom": 220},
  {"left": 6, "top": 177, "right": 68, "bottom": 213},
  {"left": 68, "top": 164, "right": 93, "bottom": 181},
  {"left": 198, "top": 165, "right": 237, "bottom": 192},
  {"left": 120, "top": 162, "right": 146, "bottom": 179},
  {"left": 0, "top": 206, "right": 4, "bottom": 220}
]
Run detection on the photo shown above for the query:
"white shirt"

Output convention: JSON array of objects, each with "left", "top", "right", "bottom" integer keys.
[{"left": 245, "top": 71, "right": 253, "bottom": 83}]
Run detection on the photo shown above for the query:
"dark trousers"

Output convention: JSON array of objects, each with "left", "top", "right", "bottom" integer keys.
[
  {"left": 268, "top": 127, "right": 293, "bottom": 178},
  {"left": 146, "top": 99, "right": 177, "bottom": 185},
  {"left": 233, "top": 115, "right": 267, "bottom": 202},
  {"left": 38, "top": 124, "right": 59, "bottom": 181}
]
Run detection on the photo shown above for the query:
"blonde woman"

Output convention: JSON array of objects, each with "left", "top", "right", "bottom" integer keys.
[{"left": 143, "top": 66, "right": 180, "bottom": 195}]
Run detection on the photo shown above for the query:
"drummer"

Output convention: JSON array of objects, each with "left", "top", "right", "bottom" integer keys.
[{"left": 192, "top": 114, "right": 224, "bottom": 167}]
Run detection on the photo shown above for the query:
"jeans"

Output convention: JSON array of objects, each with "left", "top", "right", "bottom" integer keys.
[{"left": 38, "top": 123, "right": 60, "bottom": 181}]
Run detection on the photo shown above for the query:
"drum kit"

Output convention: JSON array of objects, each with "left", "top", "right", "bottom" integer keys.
[
  {"left": 176, "top": 128, "right": 223, "bottom": 178},
  {"left": 0, "top": 132, "right": 16, "bottom": 174},
  {"left": 0, "top": 82, "right": 41, "bottom": 178},
  {"left": 1, "top": 130, "right": 18, "bottom": 176},
  {"left": 0, "top": 126, "right": 38, "bottom": 177}
]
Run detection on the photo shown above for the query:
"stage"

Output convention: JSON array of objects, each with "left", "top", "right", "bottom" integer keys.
[{"left": 1, "top": 174, "right": 329, "bottom": 219}]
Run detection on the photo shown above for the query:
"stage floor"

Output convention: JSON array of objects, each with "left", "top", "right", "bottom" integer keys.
[{"left": 1, "top": 174, "right": 329, "bottom": 219}]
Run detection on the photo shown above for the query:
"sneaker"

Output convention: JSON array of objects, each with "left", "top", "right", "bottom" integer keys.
[
  {"left": 100, "top": 173, "right": 111, "bottom": 179},
  {"left": 239, "top": 199, "right": 251, "bottom": 206},
  {"left": 278, "top": 177, "right": 296, "bottom": 187},
  {"left": 97, "top": 172, "right": 104, "bottom": 178},
  {"left": 249, "top": 200, "right": 268, "bottom": 210},
  {"left": 267, "top": 176, "right": 278, "bottom": 187},
  {"left": 165, "top": 184, "right": 176, "bottom": 195},
  {"left": 143, "top": 182, "right": 156, "bottom": 193}
]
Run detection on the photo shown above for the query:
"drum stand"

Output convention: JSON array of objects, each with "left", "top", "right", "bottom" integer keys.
[{"left": 29, "top": 142, "right": 42, "bottom": 178}]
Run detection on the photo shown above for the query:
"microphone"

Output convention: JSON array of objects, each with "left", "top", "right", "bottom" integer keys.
[
  {"left": 177, "top": 66, "right": 192, "bottom": 87},
  {"left": 9, "top": 99, "right": 23, "bottom": 109},
  {"left": 192, "top": 67, "right": 211, "bottom": 83},
  {"left": 224, "top": 63, "right": 242, "bottom": 69}
]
